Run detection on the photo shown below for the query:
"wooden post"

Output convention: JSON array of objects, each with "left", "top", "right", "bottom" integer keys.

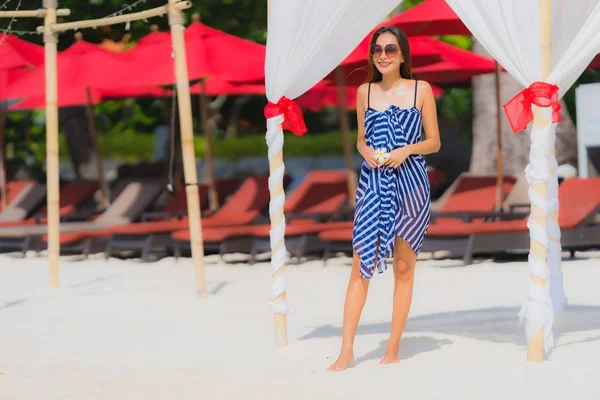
[
  {"left": 0, "top": 102, "right": 7, "bottom": 209},
  {"left": 85, "top": 87, "right": 109, "bottom": 209},
  {"left": 43, "top": 0, "right": 60, "bottom": 288},
  {"left": 494, "top": 61, "right": 504, "bottom": 211},
  {"left": 335, "top": 67, "right": 357, "bottom": 207},
  {"left": 199, "top": 80, "right": 219, "bottom": 211},
  {"left": 168, "top": 0, "right": 207, "bottom": 296},
  {"left": 527, "top": 0, "right": 552, "bottom": 363}
]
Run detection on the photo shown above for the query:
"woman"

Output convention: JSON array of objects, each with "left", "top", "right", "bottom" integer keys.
[{"left": 328, "top": 26, "right": 441, "bottom": 371}]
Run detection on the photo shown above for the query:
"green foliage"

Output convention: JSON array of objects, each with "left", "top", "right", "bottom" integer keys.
[
  {"left": 21, "top": 129, "right": 357, "bottom": 162},
  {"left": 439, "top": 35, "right": 472, "bottom": 50},
  {"left": 401, "top": 0, "right": 426, "bottom": 9},
  {"left": 208, "top": 131, "right": 356, "bottom": 159},
  {"left": 438, "top": 88, "right": 472, "bottom": 119}
]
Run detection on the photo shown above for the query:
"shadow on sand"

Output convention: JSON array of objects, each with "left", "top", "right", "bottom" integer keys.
[
  {"left": 305, "top": 305, "right": 600, "bottom": 364},
  {"left": 350, "top": 336, "right": 453, "bottom": 366}
]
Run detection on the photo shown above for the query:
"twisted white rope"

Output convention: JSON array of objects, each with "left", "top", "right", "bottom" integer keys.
[
  {"left": 266, "top": 114, "right": 294, "bottom": 315},
  {"left": 518, "top": 108, "right": 554, "bottom": 353},
  {"left": 545, "top": 123, "right": 567, "bottom": 313}
]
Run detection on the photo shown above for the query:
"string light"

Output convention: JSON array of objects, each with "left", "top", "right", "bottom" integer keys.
[
  {"left": 0, "top": 0, "right": 13, "bottom": 10},
  {"left": 3, "top": 29, "right": 39, "bottom": 35},
  {"left": 102, "top": 0, "right": 149, "bottom": 31},
  {"left": 103, "top": 0, "right": 148, "bottom": 19},
  {"left": 0, "top": 0, "right": 22, "bottom": 46}
]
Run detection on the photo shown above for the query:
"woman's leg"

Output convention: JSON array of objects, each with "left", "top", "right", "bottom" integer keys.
[
  {"left": 328, "top": 251, "right": 370, "bottom": 371},
  {"left": 379, "top": 237, "right": 416, "bottom": 364}
]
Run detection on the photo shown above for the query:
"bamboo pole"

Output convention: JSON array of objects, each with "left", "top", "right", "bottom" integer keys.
[
  {"left": 199, "top": 80, "right": 219, "bottom": 211},
  {"left": 169, "top": 0, "right": 207, "bottom": 296},
  {"left": 335, "top": 67, "right": 357, "bottom": 207},
  {"left": 0, "top": 9, "right": 69, "bottom": 17},
  {"left": 0, "top": 102, "right": 7, "bottom": 209},
  {"left": 36, "top": 1, "right": 191, "bottom": 33},
  {"left": 267, "top": 0, "right": 288, "bottom": 348},
  {"left": 527, "top": 0, "right": 552, "bottom": 363},
  {"left": 85, "top": 87, "right": 109, "bottom": 209},
  {"left": 44, "top": 0, "right": 60, "bottom": 288},
  {"left": 494, "top": 61, "right": 504, "bottom": 211}
]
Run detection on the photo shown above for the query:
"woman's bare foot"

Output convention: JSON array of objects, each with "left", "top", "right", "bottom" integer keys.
[
  {"left": 378, "top": 347, "right": 400, "bottom": 365},
  {"left": 327, "top": 351, "right": 354, "bottom": 371}
]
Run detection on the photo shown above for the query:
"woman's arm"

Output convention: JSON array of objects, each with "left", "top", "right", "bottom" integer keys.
[{"left": 406, "top": 81, "right": 441, "bottom": 155}]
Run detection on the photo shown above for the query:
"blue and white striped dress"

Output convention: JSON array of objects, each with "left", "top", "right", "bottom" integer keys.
[{"left": 352, "top": 82, "right": 431, "bottom": 280}]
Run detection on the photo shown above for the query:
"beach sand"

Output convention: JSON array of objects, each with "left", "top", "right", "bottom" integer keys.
[{"left": 1, "top": 252, "right": 599, "bottom": 399}]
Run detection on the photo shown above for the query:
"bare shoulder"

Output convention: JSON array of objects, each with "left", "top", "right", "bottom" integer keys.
[
  {"left": 414, "top": 80, "right": 435, "bottom": 111},
  {"left": 356, "top": 83, "right": 370, "bottom": 107},
  {"left": 357, "top": 82, "right": 370, "bottom": 96},
  {"left": 416, "top": 80, "right": 433, "bottom": 94}
]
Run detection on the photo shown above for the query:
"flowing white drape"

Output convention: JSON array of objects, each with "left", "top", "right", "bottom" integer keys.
[
  {"left": 264, "top": 0, "right": 402, "bottom": 319},
  {"left": 446, "top": 0, "right": 600, "bottom": 353}
]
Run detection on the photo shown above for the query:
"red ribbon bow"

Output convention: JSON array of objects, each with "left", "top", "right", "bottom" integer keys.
[
  {"left": 264, "top": 96, "right": 308, "bottom": 136},
  {"left": 503, "top": 81, "right": 562, "bottom": 134}
]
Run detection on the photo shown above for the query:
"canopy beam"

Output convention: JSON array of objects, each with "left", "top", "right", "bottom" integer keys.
[{"left": 36, "top": 1, "right": 191, "bottom": 33}]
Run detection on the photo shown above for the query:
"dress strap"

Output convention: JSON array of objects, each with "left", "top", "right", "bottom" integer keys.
[
  {"left": 413, "top": 80, "right": 418, "bottom": 108},
  {"left": 367, "top": 83, "right": 372, "bottom": 109}
]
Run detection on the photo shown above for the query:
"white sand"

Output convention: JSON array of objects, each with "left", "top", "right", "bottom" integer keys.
[{"left": 1, "top": 252, "right": 599, "bottom": 399}]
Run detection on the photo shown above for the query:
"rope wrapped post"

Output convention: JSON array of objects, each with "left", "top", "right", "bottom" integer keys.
[
  {"left": 266, "top": 115, "right": 288, "bottom": 347},
  {"left": 264, "top": 97, "right": 307, "bottom": 347},
  {"left": 525, "top": 0, "right": 553, "bottom": 363},
  {"left": 546, "top": 136, "right": 567, "bottom": 312},
  {"left": 503, "top": 0, "right": 555, "bottom": 363},
  {"left": 43, "top": 0, "right": 60, "bottom": 288},
  {"left": 168, "top": 0, "right": 207, "bottom": 296}
]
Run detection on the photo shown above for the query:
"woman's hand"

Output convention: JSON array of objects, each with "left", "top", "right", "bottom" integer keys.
[
  {"left": 382, "top": 147, "right": 411, "bottom": 168},
  {"left": 360, "top": 146, "right": 380, "bottom": 168}
]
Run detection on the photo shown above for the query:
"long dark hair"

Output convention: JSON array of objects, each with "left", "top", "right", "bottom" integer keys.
[{"left": 366, "top": 26, "right": 412, "bottom": 83}]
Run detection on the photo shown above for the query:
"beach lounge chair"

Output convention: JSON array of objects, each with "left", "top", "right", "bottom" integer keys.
[
  {"left": 171, "top": 170, "right": 351, "bottom": 262},
  {"left": 0, "top": 181, "right": 99, "bottom": 227},
  {"left": 0, "top": 179, "right": 164, "bottom": 256},
  {"left": 0, "top": 182, "right": 47, "bottom": 225},
  {"left": 316, "top": 173, "right": 518, "bottom": 262},
  {"left": 427, "top": 177, "right": 600, "bottom": 264},
  {"left": 0, "top": 181, "right": 38, "bottom": 211},
  {"left": 102, "top": 175, "right": 271, "bottom": 261},
  {"left": 139, "top": 177, "right": 240, "bottom": 222}
]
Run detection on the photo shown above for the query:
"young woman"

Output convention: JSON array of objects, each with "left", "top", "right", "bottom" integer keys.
[{"left": 328, "top": 26, "right": 441, "bottom": 371}]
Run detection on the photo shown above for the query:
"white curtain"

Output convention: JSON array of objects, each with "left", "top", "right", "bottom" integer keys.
[
  {"left": 446, "top": 0, "right": 600, "bottom": 353},
  {"left": 264, "top": 0, "right": 403, "bottom": 318}
]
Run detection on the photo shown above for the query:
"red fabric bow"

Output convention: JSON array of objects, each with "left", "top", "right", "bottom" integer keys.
[
  {"left": 503, "top": 81, "right": 562, "bottom": 134},
  {"left": 264, "top": 96, "right": 308, "bottom": 136}
]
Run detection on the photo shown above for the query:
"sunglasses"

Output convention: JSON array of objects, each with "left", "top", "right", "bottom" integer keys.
[{"left": 370, "top": 44, "right": 399, "bottom": 59}]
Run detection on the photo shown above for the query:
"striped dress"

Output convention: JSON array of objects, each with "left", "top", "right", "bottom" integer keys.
[{"left": 352, "top": 81, "right": 431, "bottom": 280}]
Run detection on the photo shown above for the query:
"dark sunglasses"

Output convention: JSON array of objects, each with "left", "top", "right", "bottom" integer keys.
[{"left": 370, "top": 44, "right": 399, "bottom": 59}]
